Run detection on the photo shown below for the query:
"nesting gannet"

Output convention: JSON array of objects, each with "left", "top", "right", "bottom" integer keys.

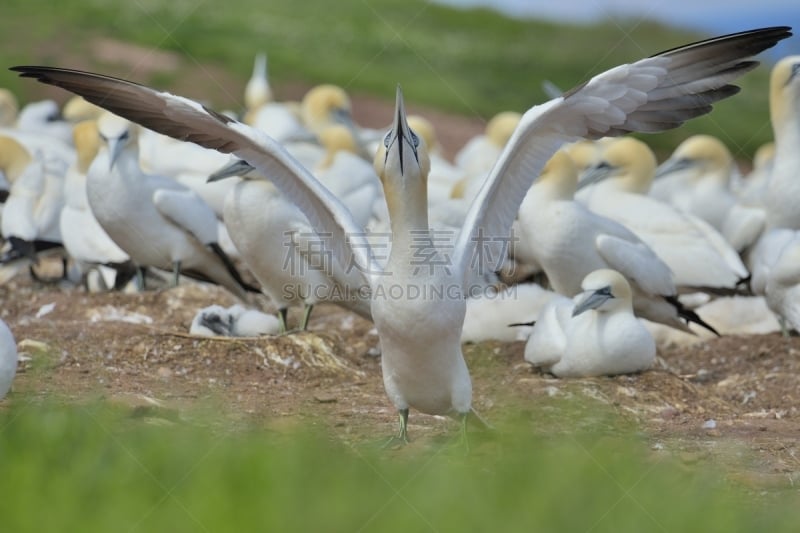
[
  {"left": 1, "top": 143, "right": 65, "bottom": 264},
  {"left": 746, "top": 227, "right": 800, "bottom": 332},
  {"left": 762, "top": 56, "right": 800, "bottom": 231},
  {"left": 59, "top": 120, "right": 132, "bottom": 286},
  {"left": 578, "top": 137, "right": 749, "bottom": 289},
  {"left": 190, "top": 304, "right": 280, "bottom": 337},
  {"left": 524, "top": 269, "right": 656, "bottom": 377},
  {"left": 518, "top": 150, "right": 721, "bottom": 333},
  {"left": 0, "top": 318, "right": 16, "bottom": 398},
  {"left": 16, "top": 26, "right": 789, "bottom": 442},
  {"left": 86, "top": 112, "right": 255, "bottom": 299},
  {"left": 651, "top": 135, "right": 739, "bottom": 231}
]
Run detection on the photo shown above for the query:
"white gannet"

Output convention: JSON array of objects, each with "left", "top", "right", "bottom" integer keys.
[
  {"left": 14, "top": 99, "right": 73, "bottom": 144},
  {"left": 747, "top": 227, "right": 800, "bottom": 333},
  {"left": 1, "top": 142, "right": 65, "bottom": 265},
  {"left": 651, "top": 134, "right": 739, "bottom": 231},
  {"left": 190, "top": 304, "right": 280, "bottom": 337},
  {"left": 517, "top": 149, "right": 717, "bottom": 334},
  {"left": 462, "top": 283, "right": 557, "bottom": 343},
  {"left": 86, "top": 112, "right": 256, "bottom": 299},
  {"left": 17, "top": 26, "right": 789, "bottom": 442},
  {"left": 762, "top": 56, "right": 800, "bottom": 230},
  {"left": 210, "top": 164, "right": 371, "bottom": 331},
  {"left": 59, "top": 120, "right": 132, "bottom": 287},
  {"left": 524, "top": 269, "right": 656, "bottom": 377},
  {"left": 0, "top": 318, "right": 16, "bottom": 399},
  {"left": 578, "top": 137, "right": 749, "bottom": 289}
]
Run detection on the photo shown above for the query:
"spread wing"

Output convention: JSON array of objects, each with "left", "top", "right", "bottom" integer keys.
[
  {"left": 11, "top": 66, "right": 380, "bottom": 285},
  {"left": 451, "top": 26, "right": 791, "bottom": 283}
]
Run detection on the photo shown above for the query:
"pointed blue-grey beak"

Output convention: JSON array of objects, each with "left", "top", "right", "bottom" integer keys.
[
  {"left": 108, "top": 137, "right": 125, "bottom": 171},
  {"left": 654, "top": 157, "right": 693, "bottom": 179},
  {"left": 577, "top": 161, "right": 616, "bottom": 190},
  {"left": 208, "top": 159, "right": 256, "bottom": 182},
  {"left": 385, "top": 84, "right": 418, "bottom": 175},
  {"left": 572, "top": 286, "right": 614, "bottom": 317}
]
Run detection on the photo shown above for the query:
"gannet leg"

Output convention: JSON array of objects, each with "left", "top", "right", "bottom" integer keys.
[
  {"left": 383, "top": 408, "right": 410, "bottom": 448},
  {"left": 299, "top": 303, "right": 314, "bottom": 331},
  {"left": 171, "top": 260, "right": 181, "bottom": 287},
  {"left": 277, "top": 307, "right": 289, "bottom": 334}
]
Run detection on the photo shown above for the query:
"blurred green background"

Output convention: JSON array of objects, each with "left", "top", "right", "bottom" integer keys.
[{"left": 0, "top": 0, "right": 786, "bottom": 158}]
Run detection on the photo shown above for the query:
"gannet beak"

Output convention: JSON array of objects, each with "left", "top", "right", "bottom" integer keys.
[
  {"left": 208, "top": 159, "right": 256, "bottom": 182},
  {"left": 385, "top": 84, "right": 418, "bottom": 176},
  {"left": 108, "top": 138, "right": 125, "bottom": 171},
  {"left": 654, "top": 157, "right": 693, "bottom": 179},
  {"left": 577, "top": 161, "right": 615, "bottom": 190},
  {"left": 572, "top": 286, "right": 614, "bottom": 316}
]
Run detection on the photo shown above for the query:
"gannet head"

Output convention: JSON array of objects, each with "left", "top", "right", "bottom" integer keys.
[
  {"left": 244, "top": 52, "right": 272, "bottom": 111},
  {"left": 407, "top": 115, "right": 439, "bottom": 154},
  {"left": 0, "top": 89, "right": 18, "bottom": 127},
  {"left": 301, "top": 84, "right": 353, "bottom": 135},
  {"left": 62, "top": 95, "right": 103, "bottom": 123},
  {"left": 486, "top": 111, "right": 521, "bottom": 148},
  {"left": 572, "top": 269, "right": 632, "bottom": 316},
  {"left": 373, "top": 85, "right": 430, "bottom": 186},
  {"left": 655, "top": 134, "right": 732, "bottom": 182},
  {"left": 579, "top": 137, "right": 656, "bottom": 194},
  {"left": 0, "top": 135, "right": 32, "bottom": 182},
  {"left": 317, "top": 124, "right": 359, "bottom": 170},
  {"left": 73, "top": 120, "right": 100, "bottom": 174},
  {"left": 565, "top": 140, "right": 601, "bottom": 176},
  {"left": 534, "top": 149, "right": 578, "bottom": 200},
  {"left": 770, "top": 55, "right": 800, "bottom": 129},
  {"left": 97, "top": 111, "right": 138, "bottom": 170}
]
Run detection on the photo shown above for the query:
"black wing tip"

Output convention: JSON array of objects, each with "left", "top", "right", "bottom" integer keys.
[{"left": 652, "top": 26, "right": 793, "bottom": 59}]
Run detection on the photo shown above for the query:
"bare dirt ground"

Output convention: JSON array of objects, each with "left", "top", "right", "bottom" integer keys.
[{"left": 4, "top": 268, "right": 800, "bottom": 492}]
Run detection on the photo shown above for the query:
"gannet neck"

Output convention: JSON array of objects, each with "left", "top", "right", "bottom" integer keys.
[
  {"left": 771, "top": 56, "right": 800, "bottom": 158},
  {"left": 0, "top": 135, "right": 32, "bottom": 181},
  {"left": 245, "top": 53, "right": 272, "bottom": 110},
  {"left": 317, "top": 124, "right": 358, "bottom": 170},
  {"left": 605, "top": 137, "right": 656, "bottom": 194},
  {"left": 373, "top": 86, "right": 431, "bottom": 268}
]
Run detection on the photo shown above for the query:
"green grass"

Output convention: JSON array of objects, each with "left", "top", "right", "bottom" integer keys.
[
  {"left": 0, "top": 398, "right": 797, "bottom": 532},
  {"left": 0, "top": 0, "right": 780, "bottom": 157}
]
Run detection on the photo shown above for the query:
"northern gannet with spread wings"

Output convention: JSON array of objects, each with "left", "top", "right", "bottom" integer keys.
[{"left": 12, "top": 26, "right": 790, "bottom": 443}]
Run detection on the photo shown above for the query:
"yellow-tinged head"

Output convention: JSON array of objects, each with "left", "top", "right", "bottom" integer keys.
[
  {"left": 0, "top": 135, "right": 32, "bottom": 182},
  {"left": 657, "top": 134, "right": 733, "bottom": 183},
  {"left": 373, "top": 87, "right": 431, "bottom": 230},
  {"left": 573, "top": 269, "right": 633, "bottom": 316},
  {"left": 63, "top": 95, "right": 103, "bottom": 122},
  {"left": 486, "top": 111, "right": 521, "bottom": 148},
  {"left": 301, "top": 84, "right": 352, "bottom": 135},
  {"left": 753, "top": 141, "right": 775, "bottom": 170},
  {"left": 535, "top": 149, "right": 578, "bottom": 200},
  {"left": 769, "top": 55, "right": 800, "bottom": 131},
  {"left": 97, "top": 112, "right": 138, "bottom": 170},
  {"left": 589, "top": 137, "right": 656, "bottom": 194},
  {"left": 317, "top": 124, "right": 359, "bottom": 169},
  {"left": 407, "top": 115, "right": 438, "bottom": 154},
  {"left": 0, "top": 89, "right": 18, "bottom": 127},
  {"left": 565, "top": 140, "right": 601, "bottom": 174},
  {"left": 73, "top": 120, "right": 100, "bottom": 173}
]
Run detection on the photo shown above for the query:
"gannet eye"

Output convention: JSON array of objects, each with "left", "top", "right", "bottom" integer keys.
[
  {"left": 410, "top": 131, "right": 419, "bottom": 148},
  {"left": 384, "top": 131, "right": 392, "bottom": 148},
  {"left": 119, "top": 130, "right": 130, "bottom": 141}
]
